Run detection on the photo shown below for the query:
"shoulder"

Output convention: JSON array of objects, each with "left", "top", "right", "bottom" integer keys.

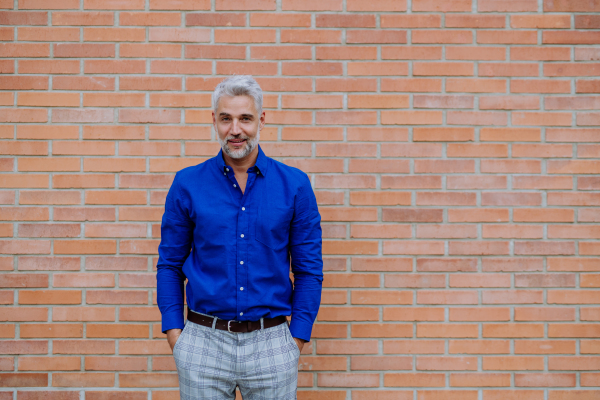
[
  {"left": 269, "top": 158, "right": 312, "bottom": 191},
  {"left": 173, "top": 158, "right": 212, "bottom": 185}
]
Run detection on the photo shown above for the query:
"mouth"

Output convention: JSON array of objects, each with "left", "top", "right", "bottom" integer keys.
[{"left": 228, "top": 138, "right": 247, "bottom": 147}]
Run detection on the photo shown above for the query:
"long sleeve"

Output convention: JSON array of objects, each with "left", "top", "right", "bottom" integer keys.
[
  {"left": 288, "top": 174, "right": 324, "bottom": 342},
  {"left": 156, "top": 172, "right": 194, "bottom": 333}
]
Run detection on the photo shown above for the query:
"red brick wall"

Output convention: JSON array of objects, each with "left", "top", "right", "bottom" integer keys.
[{"left": 1, "top": 0, "right": 600, "bottom": 398}]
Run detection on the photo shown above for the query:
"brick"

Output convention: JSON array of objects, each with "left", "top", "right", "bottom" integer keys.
[
  {"left": 385, "top": 240, "right": 446, "bottom": 255},
  {"left": 317, "top": 14, "right": 375, "bottom": 28},
  {"left": 413, "top": 0, "right": 471, "bottom": 12},
  {"left": 317, "top": 340, "right": 378, "bottom": 355},
  {"left": 19, "top": 60, "right": 79, "bottom": 74},
  {"left": 382, "top": 46, "right": 442, "bottom": 60},
  {"left": 121, "top": 12, "right": 180, "bottom": 26},
  {"left": 417, "top": 324, "right": 478, "bottom": 338},
  {"left": 0, "top": 307, "right": 47, "bottom": 321},
  {"left": 316, "top": 78, "right": 376, "bottom": 92},
  {"left": 0, "top": 11, "right": 47, "bottom": 25},
  {"left": 53, "top": 77, "right": 115, "bottom": 91},
  {"left": 351, "top": 356, "right": 412, "bottom": 371},
  {"left": 18, "top": 27, "right": 79, "bottom": 42},
  {"left": 479, "top": 0, "right": 537, "bottom": 11},
  {"left": 512, "top": 15, "right": 572, "bottom": 29},
  {"left": 478, "top": 30, "right": 538, "bottom": 44},
  {"left": 450, "top": 308, "right": 510, "bottom": 322},
  {"left": 545, "top": 63, "right": 600, "bottom": 77},
  {"left": 149, "top": 0, "right": 210, "bottom": 9},
  {"left": 283, "top": 62, "right": 342, "bottom": 75},
  {"left": 446, "top": 14, "right": 505, "bottom": 28},
  {"left": 318, "top": 373, "right": 378, "bottom": 387},
  {"left": 251, "top": 14, "right": 308, "bottom": 28},
  {"left": 384, "top": 373, "right": 444, "bottom": 387},
  {"left": 0, "top": 43, "right": 50, "bottom": 58},
  {"left": 18, "top": 357, "right": 80, "bottom": 371},
  {"left": 413, "top": 30, "right": 472, "bottom": 44},
  {"left": 576, "top": 15, "right": 600, "bottom": 29},
  {"left": 483, "top": 357, "right": 544, "bottom": 371},
  {"left": 511, "top": 79, "right": 570, "bottom": 94},
  {"left": 215, "top": 29, "right": 275, "bottom": 43},
  {"left": 186, "top": 45, "right": 245, "bottom": 60},
  {"left": 418, "top": 290, "right": 478, "bottom": 304},
  {"left": 84, "top": 60, "right": 146, "bottom": 74},
  {"left": 18, "top": 93, "right": 79, "bottom": 108},
  {"left": 414, "top": 62, "right": 473, "bottom": 76},
  {"left": 384, "top": 307, "right": 444, "bottom": 321},
  {"left": 0, "top": 373, "right": 47, "bottom": 387},
  {"left": 417, "top": 356, "right": 478, "bottom": 371},
  {"left": 451, "top": 373, "right": 511, "bottom": 387},
  {"left": 52, "top": 12, "right": 114, "bottom": 25},
  {"left": 149, "top": 28, "right": 210, "bottom": 43},
  {"left": 317, "top": 46, "right": 377, "bottom": 60},
  {"left": 250, "top": 46, "right": 310, "bottom": 61},
  {"left": 446, "top": 46, "right": 506, "bottom": 61},
  {"left": 54, "top": 44, "right": 114, "bottom": 58},
  {"left": 52, "top": 372, "right": 114, "bottom": 387},
  {"left": 515, "top": 340, "right": 576, "bottom": 354},
  {"left": 347, "top": 0, "right": 406, "bottom": 11},
  {"left": 347, "top": 30, "right": 407, "bottom": 44},
  {"left": 447, "top": 78, "right": 506, "bottom": 93},
  {"left": 384, "top": 340, "right": 445, "bottom": 355},
  {"left": 515, "top": 307, "right": 576, "bottom": 323},
  {"left": 544, "top": 0, "right": 600, "bottom": 12},
  {"left": 351, "top": 323, "right": 412, "bottom": 339},
  {"left": 512, "top": 47, "right": 571, "bottom": 61},
  {"left": 83, "top": 93, "right": 145, "bottom": 108},
  {"left": 120, "top": 44, "right": 181, "bottom": 58},
  {"left": 544, "top": 31, "right": 600, "bottom": 44},
  {"left": 52, "top": 108, "right": 112, "bottom": 123}
]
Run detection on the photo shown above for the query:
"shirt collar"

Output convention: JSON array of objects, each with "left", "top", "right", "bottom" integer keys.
[{"left": 215, "top": 143, "right": 269, "bottom": 177}]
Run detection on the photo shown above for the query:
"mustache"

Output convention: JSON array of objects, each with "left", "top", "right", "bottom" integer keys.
[{"left": 225, "top": 136, "right": 249, "bottom": 141}]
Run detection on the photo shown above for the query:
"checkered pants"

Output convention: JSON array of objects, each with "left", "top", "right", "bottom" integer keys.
[{"left": 173, "top": 317, "right": 300, "bottom": 399}]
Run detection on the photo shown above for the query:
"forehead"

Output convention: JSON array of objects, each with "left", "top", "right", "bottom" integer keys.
[{"left": 216, "top": 95, "right": 257, "bottom": 115}]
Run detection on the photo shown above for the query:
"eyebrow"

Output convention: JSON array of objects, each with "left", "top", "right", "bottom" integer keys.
[{"left": 218, "top": 113, "right": 254, "bottom": 118}]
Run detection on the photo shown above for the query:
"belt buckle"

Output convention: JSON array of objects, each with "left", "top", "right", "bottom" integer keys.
[{"left": 227, "top": 320, "right": 233, "bottom": 333}]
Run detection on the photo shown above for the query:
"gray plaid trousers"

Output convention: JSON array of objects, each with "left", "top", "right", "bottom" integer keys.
[{"left": 173, "top": 318, "right": 300, "bottom": 399}]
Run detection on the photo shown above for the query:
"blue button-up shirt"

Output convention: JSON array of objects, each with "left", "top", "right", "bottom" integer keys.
[{"left": 156, "top": 144, "right": 323, "bottom": 342}]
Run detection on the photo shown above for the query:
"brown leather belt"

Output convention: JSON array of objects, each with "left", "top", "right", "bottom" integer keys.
[{"left": 187, "top": 309, "right": 287, "bottom": 333}]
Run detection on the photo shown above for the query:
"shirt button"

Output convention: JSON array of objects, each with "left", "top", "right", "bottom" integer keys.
[
  {"left": 226, "top": 168, "right": 229, "bottom": 171},
  {"left": 240, "top": 312, "right": 243, "bottom": 316},
  {"left": 223, "top": 172, "right": 226, "bottom": 175},
  {"left": 240, "top": 234, "right": 244, "bottom": 238},
  {"left": 240, "top": 287, "right": 244, "bottom": 291},
  {"left": 233, "top": 184, "right": 236, "bottom": 187},
  {"left": 242, "top": 207, "right": 245, "bottom": 211},
  {"left": 240, "top": 261, "right": 244, "bottom": 265}
]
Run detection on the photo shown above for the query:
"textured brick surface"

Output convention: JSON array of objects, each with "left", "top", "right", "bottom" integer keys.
[{"left": 0, "top": 0, "right": 599, "bottom": 398}]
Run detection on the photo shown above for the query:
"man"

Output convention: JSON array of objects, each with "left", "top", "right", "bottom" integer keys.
[{"left": 156, "top": 75, "right": 323, "bottom": 399}]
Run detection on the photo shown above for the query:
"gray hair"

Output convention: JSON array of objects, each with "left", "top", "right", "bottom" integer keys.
[{"left": 212, "top": 75, "right": 263, "bottom": 115}]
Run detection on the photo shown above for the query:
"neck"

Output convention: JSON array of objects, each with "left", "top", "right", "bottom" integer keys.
[{"left": 222, "top": 145, "right": 259, "bottom": 173}]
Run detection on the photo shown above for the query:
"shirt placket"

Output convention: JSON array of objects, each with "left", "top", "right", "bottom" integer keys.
[{"left": 224, "top": 165, "right": 258, "bottom": 320}]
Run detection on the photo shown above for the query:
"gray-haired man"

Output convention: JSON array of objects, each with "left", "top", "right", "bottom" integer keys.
[{"left": 156, "top": 75, "right": 323, "bottom": 399}]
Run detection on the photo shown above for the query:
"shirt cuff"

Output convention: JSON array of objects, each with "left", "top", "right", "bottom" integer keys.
[
  {"left": 161, "top": 310, "right": 185, "bottom": 334},
  {"left": 288, "top": 318, "right": 314, "bottom": 342}
]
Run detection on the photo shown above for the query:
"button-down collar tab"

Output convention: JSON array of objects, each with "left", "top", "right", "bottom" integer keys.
[{"left": 253, "top": 144, "right": 268, "bottom": 177}]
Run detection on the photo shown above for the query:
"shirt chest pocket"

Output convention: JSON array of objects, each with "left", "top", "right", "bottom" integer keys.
[{"left": 255, "top": 206, "right": 294, "bottom": 250}]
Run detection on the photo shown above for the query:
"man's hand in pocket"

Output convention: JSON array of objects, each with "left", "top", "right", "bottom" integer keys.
[{"left": 167, "top": 328, "right": 182, "bottom": 352}]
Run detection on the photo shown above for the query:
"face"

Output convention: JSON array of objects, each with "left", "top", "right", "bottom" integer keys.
[{"left": 213, "top": 94, "right": 265, "bottom": 160}]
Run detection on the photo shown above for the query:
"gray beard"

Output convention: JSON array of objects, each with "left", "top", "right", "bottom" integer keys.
[{"left": 218, "top": 129, "right": 260, "bottom": 159}]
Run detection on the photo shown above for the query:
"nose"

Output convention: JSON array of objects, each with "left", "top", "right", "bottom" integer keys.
[{"left": 231, "top": 118, "right": 243, "bottom": 135}]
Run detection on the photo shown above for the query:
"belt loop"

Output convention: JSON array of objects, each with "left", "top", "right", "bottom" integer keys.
[
  {"left": 211, "top": 316, "right": 217, "bottom": 331},
  {"left": 260, "top": 317, "right": 264, "bottom": 330}
]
